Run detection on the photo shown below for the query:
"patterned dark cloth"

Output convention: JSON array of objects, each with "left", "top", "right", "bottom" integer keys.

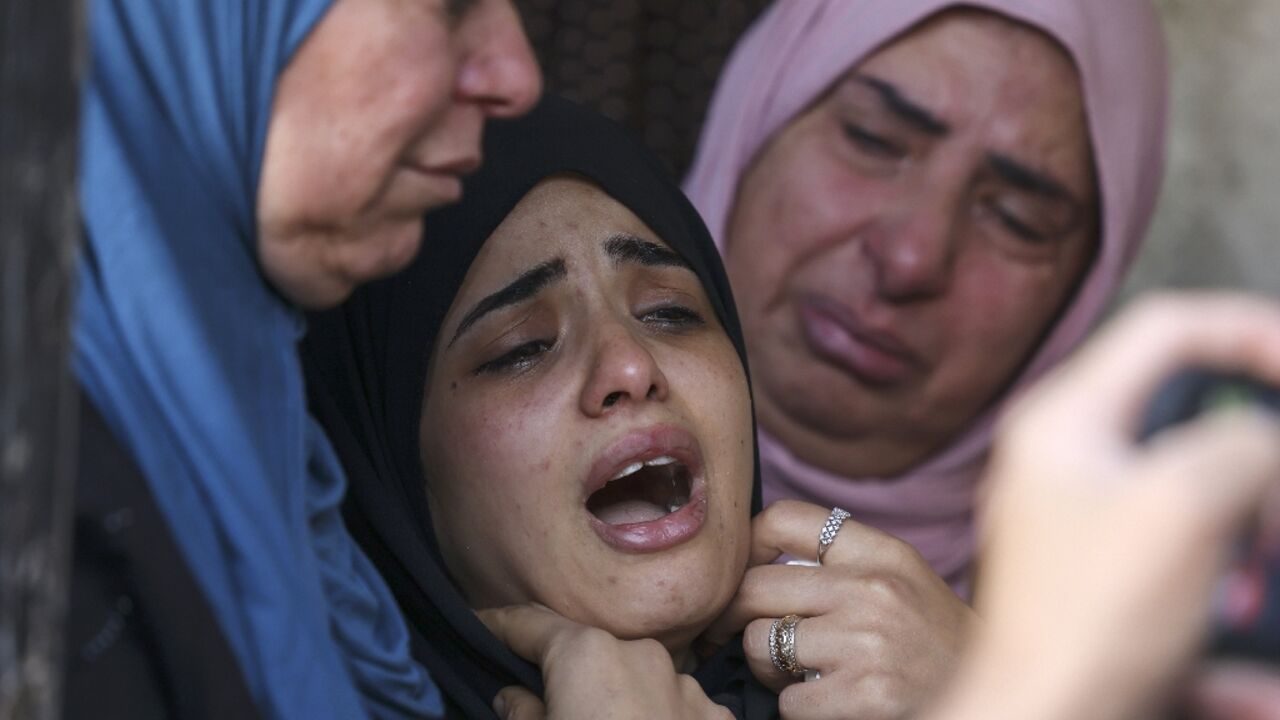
[
  {"left": 515, "top": 0, "right": 772, "bottom": 175},
  {"left": 64, "top": 391, "right": 261, "bottom": 720}
]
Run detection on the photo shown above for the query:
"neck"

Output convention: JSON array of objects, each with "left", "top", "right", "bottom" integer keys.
[{"left": 755, "top": 391, "right": 943, "bottom": 478}]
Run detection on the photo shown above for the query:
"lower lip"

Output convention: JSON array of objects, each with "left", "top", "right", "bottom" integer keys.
[
  {"left": 406, "top": 167, "right": 463, "bottom": 205},
  {"left": 797, "top": 302, "right": 915, "bottom": 385},
  {"left": 587, "top": 482, "right": 708, "bottom": 553},
  {"left": 428, "top": 173, "right": 463, "bottom": 204}
]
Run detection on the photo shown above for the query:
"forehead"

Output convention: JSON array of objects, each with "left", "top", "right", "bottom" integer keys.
[
  {"left": 854, "top": 9, "right": 1089, "bottom": 162},
  {"left": 467, "top": 176, "right": 665, "bottom": 281}
]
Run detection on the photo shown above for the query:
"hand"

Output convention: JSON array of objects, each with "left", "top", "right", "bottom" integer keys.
[
  {"left": 1184, "top": 661, "right": 1280, "bottom": 720},
  {"left": 706, "top": 500, "right": 975, "bottom": 720},
  {"left": 929, "top": 293, "right": 1280, "bottom": 720},
  {"left": 479, "top": 603, "right": 733, "bottom": 720}
]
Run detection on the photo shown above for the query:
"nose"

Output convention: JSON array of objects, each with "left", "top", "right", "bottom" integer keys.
[
  {"left": 579, "top": 325, "right": 669, "bottom": 418},
  {"left": 863, "top": 185, "right": 962, "bottom": 301},
  {"left": 456, "top": 2, "right": 543, "bottom": 118}
]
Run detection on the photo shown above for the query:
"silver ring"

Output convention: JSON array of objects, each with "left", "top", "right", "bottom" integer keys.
[
  {"left": 768, "top": 617, "right": 784, "bottom": 674},
  {"left": 769, "top": 614, "right": 808, "bottom": 679},
  {"left": 816, "top": 507, "right": 852, "bottom": 565}
]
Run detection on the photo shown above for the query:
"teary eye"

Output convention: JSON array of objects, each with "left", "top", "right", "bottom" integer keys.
[
  {"left": 474, "top": 338, "right": 554, "bottom": 375},
  {"left": 640, "top": 304, "right": 705, "bottom": 329}
]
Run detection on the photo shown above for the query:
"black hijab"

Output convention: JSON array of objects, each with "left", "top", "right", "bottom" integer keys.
[{"left": 303, "top": 96, "right": 771, "bottom": 719}]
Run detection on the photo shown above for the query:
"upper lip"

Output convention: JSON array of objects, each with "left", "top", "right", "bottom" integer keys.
[
  {"left": 800, "top": 293, "right": 921, "bottom": 365},
  {"left": 583, "top": 425, "right": 703, "bottom": 501}
]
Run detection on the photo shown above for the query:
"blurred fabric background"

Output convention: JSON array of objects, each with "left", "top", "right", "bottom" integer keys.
[
  {"left": 514, "top": 0, "right": 771, "bottom": 177},
  {"left": 514, "top": 0, "right": 1280, "bottom": 298},
  {"left": 1128, "top": 0, "right": 1280, "bottom": 299}
]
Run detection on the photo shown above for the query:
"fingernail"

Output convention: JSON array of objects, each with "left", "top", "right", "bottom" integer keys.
[{"left": 492, "top": 693, "right": 507, "bottom": 719}]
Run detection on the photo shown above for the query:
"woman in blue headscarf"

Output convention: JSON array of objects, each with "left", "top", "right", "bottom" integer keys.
[{"left": 66, "top": 0, "right": 539, "bottom": 717}]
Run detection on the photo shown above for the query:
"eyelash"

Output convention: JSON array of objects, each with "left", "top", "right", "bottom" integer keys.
[
  {"left": 471, "top": 304, "right": 706, "bottom": 376},
  {"left": 640, "top": 303, "right": 706, "bottom": 329},
  {"left": 842, "top": 123, "right": 907, "bottom": 160},
  {"left": 992, "top": 206, "right": 1048, "bottom": 243},
  {"left": 978, "top": 195, "right": 1063, "bottom": 247},
  {"left": 474, "top": 338, "right": 554, "bottom": 375}
]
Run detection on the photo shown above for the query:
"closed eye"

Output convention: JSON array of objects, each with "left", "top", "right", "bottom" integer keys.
[
  {"left": 991, "top": 204, "right": 1049, "bottom": 244},
  {"left": 640, "top": 304, "right": 705, "bottom": 329},
  {"left": 843, "top": 123, "right": 907, "bottom": 160},
  {"left": 474, "top": 338, "right": 554, "bottom": 375}
]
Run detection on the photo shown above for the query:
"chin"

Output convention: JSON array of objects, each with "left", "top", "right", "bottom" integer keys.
[{"left": 563, "top": 539, "right": 743, "bottom": 648}]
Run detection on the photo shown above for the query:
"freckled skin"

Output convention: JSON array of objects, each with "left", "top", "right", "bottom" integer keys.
[
  {"left": 724, "top": 10, "right": 1098, "bottom": 478},
  {"left": 420, "top": 177, "right": 754, "bottom": 664}
]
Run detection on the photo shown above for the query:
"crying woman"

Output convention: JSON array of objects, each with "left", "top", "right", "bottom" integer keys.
[{"left": 304, "top": 97, "right": 876, "bottom": 719}]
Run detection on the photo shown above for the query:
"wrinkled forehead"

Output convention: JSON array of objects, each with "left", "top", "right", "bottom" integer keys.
[
  {"left": 460, "top": 175, "right": 676, "bottom": 292},
  {"left": 837, "top": 8, "right": 1084, "bottom": 125},
  {"left": 853, "top": 7, "right": 1093, "bottom": 186}
]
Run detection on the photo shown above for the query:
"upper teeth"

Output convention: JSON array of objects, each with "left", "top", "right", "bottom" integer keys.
[{"left": 610, "top": 455, "right": 677, "bottom": 481}]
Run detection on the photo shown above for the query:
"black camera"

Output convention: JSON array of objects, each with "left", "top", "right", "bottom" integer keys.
[{"left": 1140, "top": 369, "right": 1280, "bottom": 663}]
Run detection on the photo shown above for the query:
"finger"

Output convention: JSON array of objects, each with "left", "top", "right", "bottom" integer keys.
[
  {"left": 1023, "top": 293, "right": 1280, "bottom": 440},
  {"left": 677, "top": 674, "right": 737, "bottom": 720},
  {"left": 740, "top": 617, "right": 793, "bottom": 693},
  {"left": 1138, "top": 408, "right": 1280, "bottom": 540},
  {"left": 778, "top": 669, "right": 905, "bottom": 720},
  {"left": 705, "top": 564, "right": 824, "bottom": 644},
  {"left": 1185, "top": 661, "right": 1280, "bottom": 720},
  {"left": 476, "top": 604, "right": 578, "bottom": 666},
  {"left": 493, "top": 685, "right": 546, "bottom": 720},
  {"left": 750, "top": 500, "right": 909, "bottom": 569},
  {"left": 706, "top": 557, "right": 927, "bottom": 644},
  {"left": 741, "top": 614, "right": 870, "bottom": 694}
]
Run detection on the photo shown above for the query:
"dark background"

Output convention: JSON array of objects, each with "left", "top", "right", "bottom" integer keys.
[{"left": 515, "top": 0, "right": 772, "bottom": 176}]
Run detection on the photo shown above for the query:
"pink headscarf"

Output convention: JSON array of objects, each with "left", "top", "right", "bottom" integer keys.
[{"left": 685, "top": 0, "right": 1168, "bottom": 593}]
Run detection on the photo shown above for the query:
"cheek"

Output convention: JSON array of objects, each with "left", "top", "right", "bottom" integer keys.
[
  {"left": 726, "top": 137, "right": 882, "bottom": 309},
  {"left": 367, "top": 43, "right": 456, "bottom": 149},
  {"left": 666, "top": 343, "right": 755, "bottom": 504},
  {"left": 430, "top": 388, "right": 577, "bottom": 537},
  {"left": 314, "top": 35, "right": 457, "bottom": 218},
  {"left": 935, "top": 259, "right": 1080, "bottom": 393}
]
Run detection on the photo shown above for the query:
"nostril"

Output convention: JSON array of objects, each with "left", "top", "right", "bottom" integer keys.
[{"left": 603, "top": 391, "right": 623, "bottom": 408}]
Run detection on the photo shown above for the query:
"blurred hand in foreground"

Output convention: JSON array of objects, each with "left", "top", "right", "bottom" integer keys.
[{"left": 928, "top": 293, "right": 1280, "bottom": 720}]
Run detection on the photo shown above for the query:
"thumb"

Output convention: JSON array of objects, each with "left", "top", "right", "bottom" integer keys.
[{"left": 493, "top": 685, "right": 546, "bottom": 720}]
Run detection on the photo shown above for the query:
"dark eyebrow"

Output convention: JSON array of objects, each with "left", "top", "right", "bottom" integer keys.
[
  {"left": 444, "top": 0, "right": 478, "bottom": 20},
  {"left": 855, "top": 75, "right": 950, "bottom": 137},
  {"left": 603, "top": 234, "right": 690, "bottom": 270},
  {"left": 447, "top": 258, "right": 567, "bottom": 348},
  {"left": 986, "top": 153, "right": 1077, "bottom": 204}
]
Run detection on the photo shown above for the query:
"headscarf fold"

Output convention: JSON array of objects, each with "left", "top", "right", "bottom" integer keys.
[
  {"left": 684, "top": 0, "right": 1169, "bottom": 592},
  {"left": 303, "top": 96, "right": 773, "bottom": 719},
  {"left": 75, "top": 1, "right": 441, "bottom": 716}
]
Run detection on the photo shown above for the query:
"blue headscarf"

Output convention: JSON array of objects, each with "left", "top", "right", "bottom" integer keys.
[{"left": 75, "top": 1, "right": 442, "bottom": 717}]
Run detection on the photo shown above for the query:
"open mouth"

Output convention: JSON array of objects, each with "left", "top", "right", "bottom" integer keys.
[{"left": 586, "top": 456, "right": 693, "bottom": 526}]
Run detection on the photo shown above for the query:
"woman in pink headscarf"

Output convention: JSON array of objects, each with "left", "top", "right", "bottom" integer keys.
[{"left": 684, "top": 0, "right": 1168, "bottom": 715}]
